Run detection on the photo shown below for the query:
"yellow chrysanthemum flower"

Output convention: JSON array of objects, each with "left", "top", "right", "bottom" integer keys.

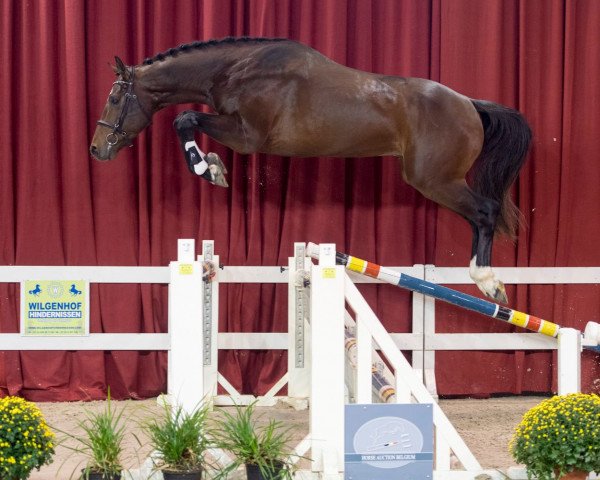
[
  {"left": 0, "top": 396, "right": 55, "bottom": 478},
  {"left": 510, "top": 393, "right": 600, "bottom": 480}
]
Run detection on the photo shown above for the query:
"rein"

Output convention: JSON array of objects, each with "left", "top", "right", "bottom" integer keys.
[{"left": 96, "top": 67, "right": 152, "bottom": 145}]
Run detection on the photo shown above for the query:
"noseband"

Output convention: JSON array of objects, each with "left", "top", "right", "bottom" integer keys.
[{"left": 96, "top": 67, "right": 151, "bottom": 146}]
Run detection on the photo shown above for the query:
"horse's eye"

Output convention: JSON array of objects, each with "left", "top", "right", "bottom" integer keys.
[{"left": 109, "top": 96, "right": 119, "bottom": 105}]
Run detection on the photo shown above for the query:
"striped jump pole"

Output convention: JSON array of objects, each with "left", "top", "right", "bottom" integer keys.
[{"left": 306, "top": 242, "right": 561, "bottom": 338}]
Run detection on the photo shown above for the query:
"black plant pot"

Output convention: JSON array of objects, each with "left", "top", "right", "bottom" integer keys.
[
  {"left": 80, "top": 470, "right": 121, "bottom": 480},
  {"left": 162, "top": 469, "right": 203, "bottom": 480},
  {"left": 245, "top": 462, "right": 286, "bottom": 480}
]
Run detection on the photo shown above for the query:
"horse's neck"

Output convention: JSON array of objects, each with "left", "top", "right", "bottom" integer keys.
[{"left": 139, "top": 51, "right": 230, "bottom": 110}]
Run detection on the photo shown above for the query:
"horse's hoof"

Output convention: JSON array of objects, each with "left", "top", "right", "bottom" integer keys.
[
  {"left": 206, "top": 153, "right": 226, "bottom": 173},
  {"left": 490, "top": 282, "right": 508, "bottom": 304},
  {"left": 469, "top": 258, "right": 508, "bottom": 304},
  {"left": 208, "top": 165, "right": 228, "bottom": 187},
  {"left": 207, "top": 153, "right": 229, "bottom": 187}
]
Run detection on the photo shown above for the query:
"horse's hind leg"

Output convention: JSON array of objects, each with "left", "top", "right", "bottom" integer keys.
[
  {"left": 467, "top": 204, "right": 508, "bottom": 304},
  {"left": 426, "top": 179, "right": 507, "bottom": 303}
]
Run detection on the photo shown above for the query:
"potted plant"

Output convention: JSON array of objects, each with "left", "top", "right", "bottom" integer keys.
[
  {"left": 142, "top": 401, "right": 211, "bottom": 479},
  {"left": 57, "top": 391, "right": 126, "bottom": 480},
  {"left": 212, "top": 402, "right": 299, "bottom": 480},
  {"left": 510, "top": 393, "right": 600, "bottom": 480},
  {"left": 0, "top": 396, "right": 55, "bottom": 479}
]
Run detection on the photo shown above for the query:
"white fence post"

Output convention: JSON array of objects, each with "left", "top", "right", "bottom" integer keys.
[
  {"left": 168, "top": 239, "right": 204, "bottom": 413},
  {"left": 422, "top": 265, "right": 438, "bottom": 397},
  {"left": 557, "top": 328, "right": 581, "bottom": 394},
  {"left": 310, "top": 244, "right": 345, "bottom": 478}
]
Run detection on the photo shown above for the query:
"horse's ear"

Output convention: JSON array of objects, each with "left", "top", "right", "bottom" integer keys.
[{"left": 113, "top": 56, "right": 129, "bottom": 79}]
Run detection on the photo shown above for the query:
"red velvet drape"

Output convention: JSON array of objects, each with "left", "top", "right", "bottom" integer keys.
[{"left": 0, "top": 0, "right": 598, "bottom": 400}]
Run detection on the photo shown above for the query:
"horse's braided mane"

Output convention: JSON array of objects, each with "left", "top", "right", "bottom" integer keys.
[{"left": 141, "top": 37, "right": 289, "bottom": 65}]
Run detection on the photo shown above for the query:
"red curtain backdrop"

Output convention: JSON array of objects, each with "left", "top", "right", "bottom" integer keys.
[{"left": 0, "top": 0, "right": 598, "bottom": 400}]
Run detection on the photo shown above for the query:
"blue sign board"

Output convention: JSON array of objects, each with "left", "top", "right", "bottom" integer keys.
[{"left": 345, "top": 403, "right": 433, "bottom": 480}]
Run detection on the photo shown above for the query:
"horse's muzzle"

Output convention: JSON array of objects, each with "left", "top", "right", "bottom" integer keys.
[{"left": 89, "top": 144, "right": 113, "bottom": 161}]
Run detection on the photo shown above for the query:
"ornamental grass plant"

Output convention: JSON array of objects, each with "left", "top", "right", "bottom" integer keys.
[
  {"left": 212, "top": 402, "right": 299, "bottom": 480},
  {"left": 510, "top": 393, "right": 600, "bottom": 480},
  {"left": 141, "top": 401, "right": 211, "bottom": 475},
  {"left": 57, "top": 391, "right": 126, "bottom": 479},
  {"left": 0, "top": 396, "right": 55, "bottom": 480}
]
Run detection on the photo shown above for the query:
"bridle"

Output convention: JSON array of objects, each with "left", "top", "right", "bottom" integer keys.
[{"left": 96, "top": 66, "right": 152, "bottom": 146}]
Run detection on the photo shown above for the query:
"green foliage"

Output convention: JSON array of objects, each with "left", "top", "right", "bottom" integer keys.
[
  {"left": 212, "top": 402, "right": 299, "bottom": 479},
  {"left": 0, "top": 396, "right": 55, "bottom": 480},
  {"left": 510, "top": 393, "right": 600, "bottom": 480},
  {"left": 143, "top": 401, "right": 210, "bottom": 473},
  {"left": 57, "top": 392, "right": 125, "bottom": 479}
]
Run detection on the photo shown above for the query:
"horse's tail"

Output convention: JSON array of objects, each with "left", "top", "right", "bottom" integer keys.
[{"left": 470, "top": 99, "right": 532, "bottom": 238}]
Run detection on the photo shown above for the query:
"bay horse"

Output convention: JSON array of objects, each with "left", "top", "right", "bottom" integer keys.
[{"left": 90, "top": 37, "right": 532, "bottom": 304}]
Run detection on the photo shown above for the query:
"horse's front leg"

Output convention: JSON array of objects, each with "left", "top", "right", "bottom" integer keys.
[{"left": 173, "top": 111, "right": 234, "bottom": 187}]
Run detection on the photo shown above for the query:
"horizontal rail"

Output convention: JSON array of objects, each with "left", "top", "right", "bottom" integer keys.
[
  {"left": 3, "top": 331, "right": 588, "bottom": 353},
  {"left": 0, "top": 333, "right": 288, "bottom": 351},
  {"left": 425, "top": 333, "right": 557, "bottom": 350},
  {"left": 218, "top": 332, "right": 288, "bottom": 349},
  {"left": 0, "top": 266, "right": 170, "bottom": 283},
  {"left": 0, "top": 333, "right": 170, "bottom": 350},
  {"left": 0, "top": 265, "right": 420, "bottom": 284},
  {"left": 215, "top": 266, "right": 289, "bottom": 283},
  {"left": 427, "top": 266, "right": 600, "bottom": 284},
  {"left": 2, "top": 265, "right": 600, "bottom": 285}
]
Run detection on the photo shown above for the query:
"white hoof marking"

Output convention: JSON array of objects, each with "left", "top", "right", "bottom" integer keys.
[{"left": 469, "top": 256, "right": 499, "bottom": 298}]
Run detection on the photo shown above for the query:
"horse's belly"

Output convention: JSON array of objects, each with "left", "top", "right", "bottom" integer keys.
[
  {"left": 265, "top": 141, "right": 397, "bottom": 158},
  {"left": 264, "top": 122, "right": 402, "bottom": 158}
]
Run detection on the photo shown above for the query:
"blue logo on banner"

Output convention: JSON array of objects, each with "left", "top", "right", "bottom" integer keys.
[{"left": 345, "top": 404, "right": 433, "bottom": 480}]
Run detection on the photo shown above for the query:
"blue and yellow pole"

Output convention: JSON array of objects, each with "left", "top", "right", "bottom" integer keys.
[{"left": 307, "top": 243, "right": 561, "bottom": 338}]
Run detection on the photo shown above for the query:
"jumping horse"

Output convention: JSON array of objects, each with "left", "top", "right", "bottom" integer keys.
[{"left": 90, "top": 37, "right": 532, "bottom": 303}]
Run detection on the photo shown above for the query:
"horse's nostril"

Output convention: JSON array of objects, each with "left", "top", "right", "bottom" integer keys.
[{"left": 90, "top": 145, "right": 98, "bottom": 156}]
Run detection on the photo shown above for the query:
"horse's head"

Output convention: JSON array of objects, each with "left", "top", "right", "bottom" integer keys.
[{"left": 90, "top": 57, "right": 152, "bottom": 161}]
